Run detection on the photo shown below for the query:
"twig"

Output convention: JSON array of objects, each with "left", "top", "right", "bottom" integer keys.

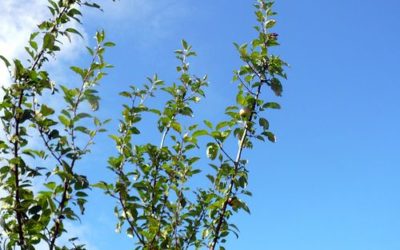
[{"left": 210, "top": 65, "right": 265, "bottom": 249}]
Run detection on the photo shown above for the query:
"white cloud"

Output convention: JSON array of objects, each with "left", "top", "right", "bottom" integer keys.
[
  {"left": 0, "top": 0, "right": 46, "bottom": 59},
  {"left": 0, "top": 0, "right": 87, "bottom": 87},
  {"left": 0, "top": 0, "right": 47, "bottom": 86}
]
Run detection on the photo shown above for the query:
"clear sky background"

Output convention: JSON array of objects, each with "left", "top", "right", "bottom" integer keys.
[{"left": 1, "top": 0, "right": 400, "bottom": 249}]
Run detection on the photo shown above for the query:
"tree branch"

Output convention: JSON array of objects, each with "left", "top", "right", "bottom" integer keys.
[{"left": 210, "top": 68, "right": 265, "bottom": 250}]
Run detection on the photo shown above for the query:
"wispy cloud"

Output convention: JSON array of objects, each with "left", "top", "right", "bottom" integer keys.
[
  {"left": 0, "top": 0, "right": 46, "bottom": 86},
  {"left": 0, "top": 0, "right": 88, "bottom": 86},
  {"left": 0, "top": 0, "right": 46, "bottom": 59}
]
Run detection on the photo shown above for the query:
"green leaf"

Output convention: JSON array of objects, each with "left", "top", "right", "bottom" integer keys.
[
  {"left": 65, "top": 28, "right": 83, "bottom": 38},
  {"left": 203, "top": 120, "right": 213, "bottom": 129},
  {"left": 127, "top": 227, "right": 134, "bottom": 238},
  {"left": 265, "top": 19, "right": 276, "bottom": 29},
  {"left": 182, "top": 39, "right": 189, "bottom": 50},
  {"left": 76, "top": 191, "right": 88, "bottom": 197},
  {"left": 206, "top": 143, "right": 218, "bottom": 160},
  {"left": 263, "top": 131, "right": 276, "bottom": 143},
  {"left": 104, "top": 42, "right": 116, "bottom": 47},
  {"left": 192, "top": 130, "right": 208, "bottom": 138},
  {"left": 43, "top": 33, "right": 55, "bottom": 50},
  {"left": 259, "top": 118, "right": 269, "bottom": 130},
  {"left": 270, "top": 78, "right": 283, "bottom": 96},
  {"left": 109, "top": 134, "right": 120, "bottom": 142},
  {"left": 92, "top": 181, "right": 112, "bottom": 191},
  {"left": 0, "top": 55, "right": 10, "bottom": 67},
  {"left": 236, "top": 91, "right": 245, "bottom": 105},
  {"left": 263, "top": 102, "right": 281, "bottom": 109},
  {"left": 86, "top": 94, "right": 100, "bottom": 111},
  {"left": 44, "top": 182, "right": 56, "bottom": 190},
  {"left": 40, "top": 105, "right": 54, "bottom": 116},
  {"left": 83, "top": 2, "right": 102, "bottom": 9},
  {"left": 96, "top": 30, "right": 105, "bottom": 43},
  {"left": 216, "top": 121, "right": 231, "bottom": 130},
  {"left": 68, "top": 8, "right": 82, "bottom": 17},
  {"left": 149, "top": 109, "right": 161, "bottom": 116},
  {"left": 70, "top": 66, "right": 85, "bottom": 78},
  {"left": 75, "top": 113, "right": 92, "bottom": 120},
  {"left": 171, "top": 121, "right": 182, "bottom": 133},
  {"left": 58, "top": 115, "right": 70, "bottom": 127}
]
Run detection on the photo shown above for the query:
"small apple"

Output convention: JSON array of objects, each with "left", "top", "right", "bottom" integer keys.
[
  {"left": 239, "top": 107, "right": 252, "bottom": 118},
  {"left": 227, "top": 197, "right": 237, "bottom": 207}
]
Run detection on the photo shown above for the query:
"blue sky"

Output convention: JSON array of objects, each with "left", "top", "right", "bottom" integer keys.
[{"left": 2, "top": 0, "right": 400, "bottom": 249}]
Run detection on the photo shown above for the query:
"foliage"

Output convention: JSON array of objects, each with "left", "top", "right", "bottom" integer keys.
[
  {"left": 0, "top": 1, "right": 113, "bottom": 249},
  {"left": 0, "top": 0, "right": 286, "bottom": 249}
]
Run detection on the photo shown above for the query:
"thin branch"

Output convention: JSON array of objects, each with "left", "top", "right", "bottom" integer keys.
[
  {"left": 49, "top": 39, "right": 102, "bottom": 250},
  {"left": 13, "top": 88, "right": 25, "bottom": 247},
  {"left": 149, "top": 54, "right": 191, "bottom": 246},
  {"left": 236, "top": 74, "right": 256, "bottom": 96},
  {"left": 159, "top": 126, "right": 171, "bottom": 149},
  {"left": 113, "top": 95, "right": 148, "bottom": 246},
  {"left": 49, "top": 157, "right": 76, "bottom": 250},
  {"left": 210, "top": 69, "right": 265, "bottom": 250},
  {"left": 11, "top": 5, "right": 70, "bottom": 247},
  {"left": 118, "top": 190, "right": 146, "bottom": 245},
  {"left": 209, "top": 14, "right": 273, "bottom": 247},
  {"left": 214, "top": 139, "right": 235, "bottom": 164}
]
